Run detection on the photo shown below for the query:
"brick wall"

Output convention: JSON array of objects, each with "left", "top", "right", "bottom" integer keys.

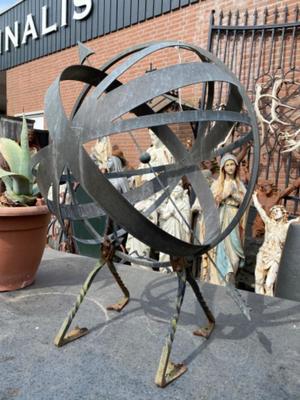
[{"left": 6, "top": 0, "right": 300, "bottom": 183}]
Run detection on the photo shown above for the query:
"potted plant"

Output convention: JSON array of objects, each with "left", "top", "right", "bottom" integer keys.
[{"left": 0, "top": 116, "right": 50, "bottom": 291}]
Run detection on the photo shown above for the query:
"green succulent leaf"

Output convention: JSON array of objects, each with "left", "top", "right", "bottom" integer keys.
[
  {"left": 0, "top": 115, "right": 39, "bottom": 206},
  {"left": 12, "top": 176, "right": 32, "bottom": 196},
  {"left": 1, "top": 176, "right": 13, "bottom": 193},
  {"left": 0, "top": 138, "right": 22, "bottom": 173},
  {"left": 0, "top": 168, "right": 31, "bottom": 195},
  {"left": 19, "top": 115, "right": 32, "bottom": 180},
  {"left": 0, "top": 167, "right": 21, "bottom": 179},
  {"left": 5, "top": 191, "right": 36, "bottom": 206}
]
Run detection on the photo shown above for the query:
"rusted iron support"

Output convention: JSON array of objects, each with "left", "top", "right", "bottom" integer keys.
[
  {"left": 155, "top": 266, "right": 187, "bottom": 388},
  {"left": 186, "top": 268, "right": 215, "bottom": 338},
  {"left": 155, "top": 258, "right": 216, "bottom": 387},
  {"left": 54, "top": 238, "right": 131, "bottom": 346},
  {"left": 54, "top": 258, "right": 106, "bottom": 347},
  {"left": 106, "top": 259, "right": 130, "bottom": 312}
]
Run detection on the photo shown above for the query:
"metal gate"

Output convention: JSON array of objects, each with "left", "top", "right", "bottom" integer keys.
[{"left": 207, "top": 5, "right": 300, "bottom": 213}]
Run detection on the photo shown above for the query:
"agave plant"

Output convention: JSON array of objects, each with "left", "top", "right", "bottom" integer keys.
[{"left": 0, "top": 116, "right": 38, "bottom": 206}]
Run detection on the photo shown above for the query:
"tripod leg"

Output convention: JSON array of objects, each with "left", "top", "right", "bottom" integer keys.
[
  {"left": 155, "top": 270, "right": 188, "bottom": 388},
  {"left": 106, "top": 259, "right": 130, "bottom": 312},
  {"left": 186, "top": 268, "right": 215, "bottom": 338},
  {"left": 54, "top": 258, "right": 106, "bottom": 347}
]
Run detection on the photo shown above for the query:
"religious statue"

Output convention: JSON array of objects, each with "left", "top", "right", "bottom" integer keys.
[
  {"left": 191, "top": 167, "right": 215, "bottom": 277},
  {"left": 107, "top": 155, "right": 130, "bottom": 194},
  {"left": 252, "top": 191, "right": 300, "bottom": 296},
  {"left": 90, "top": 136, "right": 112, "bottom": 170},
  {"left": 28, "top": 128, "right": 41, "bottom": 155},
  {"left": 141, "top": 129, "right": 173, "bottom": 182},
  {"left": 252, "top": 178, "right": 300, "bottom": 237},
  {"left": 126, "top": 197, "right": 158, "bottom": 259},
  {"left": 127, "top": 130, "right": 173, "bottom": 256},
  {"left": 158, "top": 184, "right": 191, "bottom": 268},
  {"left": 203, "top": 153, "right": 246, "bottom": 285}
]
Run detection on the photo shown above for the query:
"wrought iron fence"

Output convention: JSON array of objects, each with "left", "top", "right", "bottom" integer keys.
[{"left": 207, "top": 5, "right": 300, "bottom": 213}]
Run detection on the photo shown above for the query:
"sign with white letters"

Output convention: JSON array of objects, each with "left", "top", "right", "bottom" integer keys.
[
  {"left": 1, "top": 0, "right": 93, "bottom": 53},
  {"left": 0, "top": 0, "right": 199, "bottom": 70}
]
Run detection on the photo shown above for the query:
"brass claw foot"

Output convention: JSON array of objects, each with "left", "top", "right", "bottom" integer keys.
[
  {"left": 106, "top": 297, "right": 129, "bottom": 312},
  {"left": 155, "top": 361, "right": 188, "bottom": 388},
  {"left": 193, "top": 321, "right": 215, "bottom": 339},
  {"left": 54, "top": 326, "right": 89, "bottom": 347}
]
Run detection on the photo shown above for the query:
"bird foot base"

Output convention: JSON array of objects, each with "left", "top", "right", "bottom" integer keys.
[
  {"left": 54, "top": 326, "right": 89, "bottom": 347},
  {"left": 155, "top": 361, "right": 188, "bottom": 388},
  {"left": 193, "top": 321, "right": 215, "bottom": 339},
  {"left": 106, "top": 297, "right": 129, "bottom": 312}
]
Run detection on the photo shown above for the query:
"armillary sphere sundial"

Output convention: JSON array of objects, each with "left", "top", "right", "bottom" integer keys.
[{"left": 33, "top": 41, "right": 259, "bottom": 387}]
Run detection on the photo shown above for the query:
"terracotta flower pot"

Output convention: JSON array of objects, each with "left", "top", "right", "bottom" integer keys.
[{"left": 0, "top": 205, "right": 50, "bottom": 291}]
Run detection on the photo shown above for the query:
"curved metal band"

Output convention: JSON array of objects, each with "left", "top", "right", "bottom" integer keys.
[{"left": 37, "top": 41, "right": 259, "bottom": 256}]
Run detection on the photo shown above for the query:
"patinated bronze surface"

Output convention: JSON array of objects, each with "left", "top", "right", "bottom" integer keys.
[{"left": 34, "top": 41, "right": 259, "bottom": 387}]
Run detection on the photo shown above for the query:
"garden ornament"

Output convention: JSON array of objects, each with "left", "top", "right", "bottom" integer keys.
[{"left": 33, "top": 41, "right": 259, "bottom": 387}]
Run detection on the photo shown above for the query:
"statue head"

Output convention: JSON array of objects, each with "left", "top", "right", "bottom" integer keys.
[
  {"left": 172, "top": 184, "right": 184, "bottom": 200},
  {"left": 112, "top": 145, "right": 127, "bottom": 167},
  {"left": 107, "top": 155, "right": 123, "bottom": 173},
  {"left": 220, "top": 153, "right": 238, "bottom": 178},
  {"left": 269, "top": 204, "right": 288, "bottom": 222},
  {"left": 185, "top": 138, "right": 192, "bottom": 150}
]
